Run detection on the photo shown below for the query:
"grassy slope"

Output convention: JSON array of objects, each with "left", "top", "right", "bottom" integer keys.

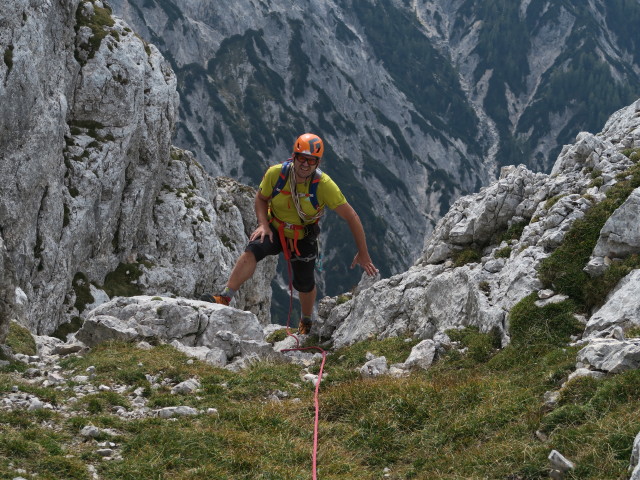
[{"left": 1, "top": 329, "right": 639, "bottom": 479}]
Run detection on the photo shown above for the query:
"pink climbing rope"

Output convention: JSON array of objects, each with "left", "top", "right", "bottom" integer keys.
[{"left": 279, "top": 256, "right": 327, "bottom": 480}]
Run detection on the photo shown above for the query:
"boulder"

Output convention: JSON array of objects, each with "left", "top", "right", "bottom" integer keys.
[
  {"left": 402, "top": 339, "right": 437, "bottom": 370},
  {"left": 576, "top": 338, "right": 640, "bottom": 374},
  {"left": 75, "top": 296, "right": 277, "bottom": 368},
  {"left": 584, "top": 270, "right": 640, "bottom": 337}
]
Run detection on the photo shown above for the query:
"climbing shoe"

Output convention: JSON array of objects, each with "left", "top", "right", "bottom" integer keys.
[
  {"left": 298, "top": 318, "right": 312, "bottom": 335},
  {"left": 199, "top": 293, "right": 230, "bottom": 306}
]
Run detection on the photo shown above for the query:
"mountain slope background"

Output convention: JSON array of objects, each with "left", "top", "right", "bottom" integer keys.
[{"left": 108, "top": 0, "right": 640, "bottom": 303}]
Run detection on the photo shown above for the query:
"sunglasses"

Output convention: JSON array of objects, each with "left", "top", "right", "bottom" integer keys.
[{"left": 295, "top": 154, "right": 319, "bottom": 166}]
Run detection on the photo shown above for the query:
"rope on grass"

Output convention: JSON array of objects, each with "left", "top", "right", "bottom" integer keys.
[{"left": 279, "top": 256, "right": 327, "bottom": 480}]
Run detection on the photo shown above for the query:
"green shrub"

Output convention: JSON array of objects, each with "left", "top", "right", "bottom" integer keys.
[
  {"left": 509, "top": 294, "right": 583, "bottom": 348},
  {"left": 103, "top": 262, "right": 146, "bottom": 297},
  {"left": 495, "top": 246, "right": 512, "bottom": 258}
]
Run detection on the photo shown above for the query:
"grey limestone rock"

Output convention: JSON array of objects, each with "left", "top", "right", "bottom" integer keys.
[
  {"left": 588, "top": 187, "right": 640, "bottom": 269},
  {"left": 0, "top": 0, "right": 275, "bottom": 338},
  {"left": 576, "top": 338, "right": 640, "bottom": 374},
  {"left": 630, "top": 431, "right": 640, "bottom": 480},
  {"left": 321, "top": 98, "right": 640, "bottom": 353},
  {"left": 402, "top": 339, "right": 437, "bottom": 370},
  {"left": 584, "top": 270, "right": 640, "bottom": 338},
  {"left": 75, "top": 295, "right": 279, "bottom": 369}
]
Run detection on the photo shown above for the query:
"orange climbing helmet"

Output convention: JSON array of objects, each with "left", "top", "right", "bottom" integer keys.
[{"left": 293, "top": 133, "right": 324, "bottom": 159}]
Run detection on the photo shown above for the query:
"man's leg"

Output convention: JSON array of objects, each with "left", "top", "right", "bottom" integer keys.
[
  {"left": 226, "top": 251, "right": 258, "bottom": 291},
  {"left": 291, "top": 235, "right": 318, "bottom": 334},
  {"left": 202, "top": 227, "right": 280, "bottom": 305},
  {"left": 298, "top": 287, "right": 316, "bottom": 317}
]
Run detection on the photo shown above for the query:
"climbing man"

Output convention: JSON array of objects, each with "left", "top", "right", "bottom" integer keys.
[{"left": 203, "top": 133, "right": 378, "bottom": 334}]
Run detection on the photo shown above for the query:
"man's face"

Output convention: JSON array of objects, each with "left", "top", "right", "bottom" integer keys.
[{"left": 294, "top": 153, "right": 320, "bottom": 179}]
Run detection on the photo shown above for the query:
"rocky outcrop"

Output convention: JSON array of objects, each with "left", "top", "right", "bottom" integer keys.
[
  {"left": 587, "top": 187, "right": 640, "bottom": 275},
  {"left": 320, "top": 98, "right": 640, "bottom": 350},
  {"left": 0, "top": 1, "right": 275, "bottom": 337},
  {"left": 1, "top": 0, "right": 175, "bottom": 333},
  {"left": 133, "top": 148, "right": 276, "bottom": 324},
  {"left": 74, "top": 296, "right": 277, "bottom": 369},
  {"left": 576, "top": 338, "right": 640, "bottom": 374},
  {"left": 106, "top": 0, "right": 640, "bottom": 300}
]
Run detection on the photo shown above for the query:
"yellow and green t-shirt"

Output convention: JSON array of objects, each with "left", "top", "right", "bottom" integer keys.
[{"left": 259, "top": 163, "right": 347, "bottom": 238}]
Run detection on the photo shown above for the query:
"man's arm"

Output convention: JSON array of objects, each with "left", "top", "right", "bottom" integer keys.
[
  {"left": 251, "top": 191, "right": 273, "bottom": 242},
  {"left": 333, "top": 203, "right": 378, "bottom": 276}
]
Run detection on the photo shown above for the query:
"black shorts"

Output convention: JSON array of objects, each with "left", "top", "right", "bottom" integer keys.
[{"left": 245, "top": 224, "right": 319, "bottom": 293}]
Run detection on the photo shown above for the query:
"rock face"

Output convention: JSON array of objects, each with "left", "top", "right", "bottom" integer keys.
[
  {"left": 0, "top": 0, "right": 275, "bottom": 338},
  {"left": 319, "top": 98, "right": 640, "bottom": 349},
  {"left": 134, "top": 148, "right": 276, "bottom": 325},
  {"left": 0, "top": 238, "right": 18, "bottom": 345},
  {"left": 591, "top": 187, "right": 640, "bottom": 262}
]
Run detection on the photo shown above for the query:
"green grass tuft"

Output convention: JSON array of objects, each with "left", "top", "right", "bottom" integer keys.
[
  {"left": 453, "top": 248, "right": 481, "bottom": 267},
  {"left": 509, "top": 294, "right": 583, "bottom": 348},
  {"left": 265, "top": 328, "right": 288, "bottom": 344},
  {"left": 446, "top": 326, "right": 502, "bottom": 364},
  {"left": 74, "top": 1, "right": 115, "bottom": 64},
  {"left": 500, "top": 219, "right": 529, "bottom": 242},
  {"left": 5, "top": 322, "right": 36, "bottom": 356}
]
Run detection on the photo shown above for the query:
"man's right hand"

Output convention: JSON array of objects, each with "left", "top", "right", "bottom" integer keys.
[{"left": 250, "top": 223, "right": 273, "bottom": 243}]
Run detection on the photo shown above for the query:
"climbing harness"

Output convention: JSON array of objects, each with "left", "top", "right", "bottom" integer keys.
[{"left": 280, "top": 255, "right": 327, "bottom": 480}]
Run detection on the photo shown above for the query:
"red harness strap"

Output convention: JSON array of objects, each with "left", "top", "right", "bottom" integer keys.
[{"left": 270, "top": 216, "right": 305, "bottom": 260}]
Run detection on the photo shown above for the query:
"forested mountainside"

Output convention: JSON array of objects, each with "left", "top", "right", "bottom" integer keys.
[{"left": 108, "top": 0, "right": 640, "bottom": 299}]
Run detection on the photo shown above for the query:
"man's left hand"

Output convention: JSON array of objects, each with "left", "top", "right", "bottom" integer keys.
[{"left": 351, "top": 252, "right": 379, "bottom": 276}]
